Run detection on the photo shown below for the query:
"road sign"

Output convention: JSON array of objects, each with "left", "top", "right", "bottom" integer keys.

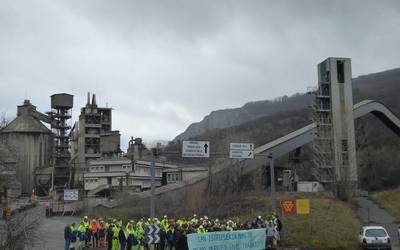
[
  {"left": 296, "top": 199, "right": 310, "bottom": 215},
  {"left": 182, "top": 141, "right": 210, "bottom": 158},
  {"left": 230, "top": 143, "right": 254, "bottom": 151},
  {"left": 144, "top": 225, "right": 160, "bottom": 244},
  {"left": 144, "top": 224, "right": 160, "bottom": 234},
  {"left": 280, "top": 199, "right": 296, "bottom": 215},
  {"left": 64, "top": 189, "right": 79, "bottom": 201},
  {"left": 229, "top": 143, "right": 254, "bottom": 159}
]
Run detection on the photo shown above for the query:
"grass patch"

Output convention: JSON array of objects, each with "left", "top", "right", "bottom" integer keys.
[
  {"left": 281, "top": 197, "right": 360, "bottom": 249},
  {"left": 87, "top": 191, "right": 360, "bottom": 250},
  {"left": 371, "top": 187, "right": 400, "bottom": 218}
]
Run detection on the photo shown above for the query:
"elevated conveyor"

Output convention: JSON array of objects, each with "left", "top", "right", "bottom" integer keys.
[
  {"left": 254, "top": 100, "right": 400, "bottom": 158},
  {"left": 106, "top": 100, "right": 400, "bottom": 202}
]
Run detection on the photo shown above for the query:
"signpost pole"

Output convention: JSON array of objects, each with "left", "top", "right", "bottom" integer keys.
[
  {"left": 150, "top": 153, "right": 155, "bottom": 219},
  {"left": 268, "top": 153, "right": 276, "bottom": 213}
]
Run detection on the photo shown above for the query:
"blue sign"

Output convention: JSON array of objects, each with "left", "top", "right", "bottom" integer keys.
[{"left": 187, "top": 229, "right": 266, "bottom": 250}]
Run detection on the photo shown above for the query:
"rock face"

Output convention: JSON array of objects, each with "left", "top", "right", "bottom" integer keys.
[
  {"left": 174, "top": 94, "right": 313, "bottom": 141},
  {"left": 174, "top": 68, "right": 400, "bottom": 143}
]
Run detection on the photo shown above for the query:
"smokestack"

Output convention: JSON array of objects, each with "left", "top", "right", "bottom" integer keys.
[
  {"left": 92, "top": 94, "right": 97, "bottom": 106},
  {"left": 87, "top": 92, "right": 90, "bottom": 106}
]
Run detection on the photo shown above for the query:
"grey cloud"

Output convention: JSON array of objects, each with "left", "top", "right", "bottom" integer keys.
[{"left": 1, "top": 0, "right": 400, "bottom": 144}]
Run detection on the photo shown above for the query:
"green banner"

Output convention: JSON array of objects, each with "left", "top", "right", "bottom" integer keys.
[{"left": 187, "top": 229, "right": 266, "bottom": 250}]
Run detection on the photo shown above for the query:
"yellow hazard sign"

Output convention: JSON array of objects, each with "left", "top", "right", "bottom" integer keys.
[{"left": 296, "top": 199, "right": 310, "bottom": 214}]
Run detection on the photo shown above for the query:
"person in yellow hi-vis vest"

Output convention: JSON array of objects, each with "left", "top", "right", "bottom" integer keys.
[
  {"left": 112, "top": 222, "right": 121, "bottom": 250},
  {"left": 134, "top": 222, "right": 144, "bottom": 250},
  {"left": 126, "top": 223, "right": 138, "bottom": 250},
  {"left": 78, "top": 221, "right": 87, "bottom": 249}
]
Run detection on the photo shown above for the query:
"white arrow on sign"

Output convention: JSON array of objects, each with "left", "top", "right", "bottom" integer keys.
[
  {"left": 145, "top": 225, "right": 160, "bottom": 235},
  {"left": 153, "top": 225, "right": 160, "bottom": 234},
  {"left": 182, "top": 141, "right": 210, "bottom": 158},
  {"left": 145, "top": 234, "right": 160, "bottom": 244}
]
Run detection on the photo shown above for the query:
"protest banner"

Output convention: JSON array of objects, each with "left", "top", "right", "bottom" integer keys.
[{"left": 187, "top": 229, "right": 266, "bottom": 250}]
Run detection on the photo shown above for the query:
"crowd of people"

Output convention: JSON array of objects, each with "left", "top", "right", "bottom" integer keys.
[{"left": 64, "top": 213, "right": 282, "bottom": 250}]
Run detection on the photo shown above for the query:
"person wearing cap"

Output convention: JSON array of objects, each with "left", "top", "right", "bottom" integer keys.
[
  {"left": 226, "top": 220, "right": 234, "bottom": 231},
  {"left": 166, "top": 224, "right": 175, "bottom": 250},
  {"left": 161, "top": 215, "right": 169, "bottom": 232},
  {"left": 197, "top": 225, "right": 206, "bottom": 234},
  {"left": 70, "top": 222, "right": 78, "bottom": 250},
  {"left": 107, "top": 222, "right": 114, "bottom": 250},
  {"left": 265, "top": 221, "right": 275, "bottom": 249},
  {"left": 255, "top": 216, "right": 263, "bottom": 228},
  {"left": 64, "top": 224, "right": 71, "bottom": 250},
  {"left": 78, "top": 221, "right": 87, "bottom": 249},
  {"left": 118, "top": 222, "right": 127, "bottom": 250},
  {"left": 82, "top": 216, "right": 91, "bottom": 247},
  {"left": 272, "top": 213, "right": 282, "bottom": 244},
  {"left": 190, "top": 214, "right": 198, "bottom": 225},
  {"left": 98, "top": 220, "right": 106, "bottom": 247},
  {"left": 126, "top": 223, "right": 138, "bottom": 250},
  {"left": 90, "top": 219, "right": 99, "bottom": 247},
  {"left": 112, "top": 222, "right": 121, "bottom": 250}
]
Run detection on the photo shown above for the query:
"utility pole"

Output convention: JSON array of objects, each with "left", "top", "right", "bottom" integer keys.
[
  {"left": 268, "top": 153, "right": 277, "bottom": 213},
  {"left": 150, "top": 150, "right": 156, "bottom": 219},
  {"left": 208, "top": 161, "right": 212, "bottom": 196},
  {"left": 129, "top": 137, "right": 135, "bottom": 172}
]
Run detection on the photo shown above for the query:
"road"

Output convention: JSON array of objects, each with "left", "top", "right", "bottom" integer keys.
[
  {"left": 356, "top": 197, "right": 400, "bottom": 250},
  {"left": 26, "top": 215, "right": 81, "bottom": 250}
]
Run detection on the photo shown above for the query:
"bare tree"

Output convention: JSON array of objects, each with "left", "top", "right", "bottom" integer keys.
[
  {"left": 0, "top": 112, "right": 10, "bottom": 129},
  {"left": 1, "top": 198, "right": 42, "bottom": 250}
]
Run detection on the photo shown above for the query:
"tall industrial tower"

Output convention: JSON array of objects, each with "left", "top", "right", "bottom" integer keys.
[
  {"left": 48, "top": 94, "right": 73, "bottom": 189},
  {"left": 312, "top": 58, "right": 357, "bottom": 193}
]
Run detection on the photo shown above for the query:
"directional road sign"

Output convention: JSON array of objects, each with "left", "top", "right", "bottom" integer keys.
[
  {"left": 229, "top": 143, "right": 254, "bottom": 159},
  {"left": 182, "top": 141, "right": 210, "bottom": 158},
  {"left": 144, "top": 225, "right": 160, "bottom": 244}
]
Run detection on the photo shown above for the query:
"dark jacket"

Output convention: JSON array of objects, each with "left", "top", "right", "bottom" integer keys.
[
  {"left": 119, "top": 228, "right": 126, "bottom": 243},
  {"left": 166, "top": 230, "right": 174, "bottom": 243},
  {"left": 176, "top": 230, "right": 188, "bottom": 250},
  {"left": 107, "top": 227, "right": 114, "bottom": 243},
  {"left": 64, "top": 226, "right": 72, "bottom": 239}
]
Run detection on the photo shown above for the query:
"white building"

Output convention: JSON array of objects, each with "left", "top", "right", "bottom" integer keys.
[{"left": 83, "top": 158, "right": 178, "bottom": 194}]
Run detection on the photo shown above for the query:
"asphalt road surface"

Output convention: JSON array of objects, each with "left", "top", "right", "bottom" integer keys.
[
  {"left": 356, "top": 197, "right": 400, "bottom": 250},
  {"left": 26, "top": 215, "right": 81, "bottom": 250}
]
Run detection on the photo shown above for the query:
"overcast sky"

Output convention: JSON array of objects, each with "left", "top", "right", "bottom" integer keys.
[{"left": 1, "top": 0, "right": 399, "bottom": 148}]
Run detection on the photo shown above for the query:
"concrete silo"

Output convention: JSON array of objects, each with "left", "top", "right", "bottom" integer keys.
[{"left": 0, "top": 100, "right": 53, "bottom": 194}]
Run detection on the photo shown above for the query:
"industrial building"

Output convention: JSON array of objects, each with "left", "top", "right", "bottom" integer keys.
[
  {"left": 0, "top": 92, "right": 180, "bottom": 199},
  {"left": 0, "top": 142, "right": 21, "bottom": 198},
  {"left": 312, "top": 58, "right": 357, "bottom": 189},
  {"left": 70, "top": 93, "right": 121, "bottom": 187},
  {"left": 83, "top": 158, "right": 177, "bottom": 194},
  {"left": 0, "top": 100, "right": 54, "bottom": 194}
]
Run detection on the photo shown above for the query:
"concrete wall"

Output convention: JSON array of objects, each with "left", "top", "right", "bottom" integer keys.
[
  {"left": 0, "top": 133, "right": 52, "bottom": 194},
  {"left": 100, "top": 133, "right": 120, "bottom": 153},
  {"left": 328, "top": 58, "right": 357, "bottom": 182}
]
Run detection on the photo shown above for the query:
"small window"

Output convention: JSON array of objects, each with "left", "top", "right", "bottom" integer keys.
[
  {"left": 342, "top": 140, "right": 348, "bottom": 152},
  {"left": 337, "top": 61, "right": 345, "bottom": 83}
]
